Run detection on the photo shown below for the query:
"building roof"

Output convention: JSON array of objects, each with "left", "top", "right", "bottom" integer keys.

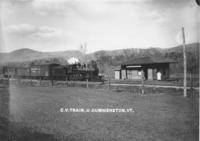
[
  {"left": 113, "top": 66, "right": 121, "bottom": 70},
  {"left": 31, "top": 62, "right": 60, "bottom": 66},
  {"left": 122, "top": 56, "right": 176, "bottom": 66}
]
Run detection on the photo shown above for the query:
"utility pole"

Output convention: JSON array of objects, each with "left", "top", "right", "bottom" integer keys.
[
  {"left": 80, "top": 42, "right": 87, "bottom": 54},
  {"left": 182, "top": 27, "right": 187, "bottom": 97},
  {"left": 0, "top": 1, "right": 5, "bottom": 52},
  {"left": 141, "top": 69, "right": 144, "bottom": 95}
]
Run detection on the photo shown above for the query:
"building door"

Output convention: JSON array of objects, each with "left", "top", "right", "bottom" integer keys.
[
  {"left": 157, "top": 72, "right": 162, "bottom": 80},
  {"left": 115, "top": 71, "right": 120, "bottom": 80},
  {"left": 153, "top": 69, "right": 157, "bottom": 80},
  {"left": 127, "top": 70, "right": 132, "bottom": 79},
  {"left": 148, "top": 68, "right": 153, "bottom": 80},
  {"left": 127, "top": 70, "right": 138, "bottom": 79},
  {"left": 121, "top": 69, "right": 126, "bottom": 79}
]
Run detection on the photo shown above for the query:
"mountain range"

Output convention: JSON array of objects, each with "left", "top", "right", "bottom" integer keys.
[
  {"left": 0, "top": 42, "right": 199, "bottom": 77},
  {"left": 0, "top": 42, "right": 199, "bottom": 75},
  {"left": 0, "top": 48, "right": 84, "bottom": 64},
  {"left": 0, "top": 42, "right": 199, "bottom": 64}
]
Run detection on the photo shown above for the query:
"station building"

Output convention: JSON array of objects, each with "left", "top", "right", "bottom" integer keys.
[{"left": 114, "top": 56, "right": 176, "bottom": 81}]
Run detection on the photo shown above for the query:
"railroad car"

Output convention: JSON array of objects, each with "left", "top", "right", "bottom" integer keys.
[
  {"left": 16, "top": 67, "right": 30, "bottom": 79},
  {"left": 3, "top": 66, "right": 16, "bottom": 78},
  {"left": 51, "top": 65, "right": 67, "bottom": 80},
  {"left": 30, "top": 63, "right": 60, "bottom": 80},
  {"left": 2, "top": 62, "right": 101, "bottom": 81},
  {"left": 0, "top": 66, "right": 3, "bottom": 78}
]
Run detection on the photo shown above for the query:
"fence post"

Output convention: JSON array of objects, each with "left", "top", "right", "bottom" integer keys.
[
  {"left": 51, "top": 77, "right": 53, "bottom": 87},
  {"left": 40, "top": 76, "right": 41, "bottom": 86},
  {"left": 190, "top": 73, "right": 193, "bottom": 96},
  {"left": 31, "top": 77, "right": 32, "bottom": 86},
  {"left": 87, "top": 79, "right": 89, "bottom": 88},
  {"left": 19, "top": 76, "right": 21, "bottom": 85},
  {"left": 17, "top": 76, "right": 20, "bottom": 85},
  {"left": 108, "top": 78, "right": 110, "bottom": 90},
  {"left": 66, "top": 76, "right": 68, "bottom": 87}
]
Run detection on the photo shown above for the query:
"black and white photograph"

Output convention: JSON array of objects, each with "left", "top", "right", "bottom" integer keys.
[{"left": 0, "top": 0, "right": 199, "bottom": 140}]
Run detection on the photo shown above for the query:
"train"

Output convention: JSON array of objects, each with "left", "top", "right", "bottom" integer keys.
[{"left": 1, "top": 62, "right": 101, "bottom": 81}]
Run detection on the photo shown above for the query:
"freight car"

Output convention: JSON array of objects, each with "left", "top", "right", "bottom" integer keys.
[
  {"left": 2, "top": 62, "right": 101, "bottom": 81},
  {"left": 51, "top": 65, "right": 67, "bottom": 81},
  {"left": 3, "top": 66, "right": 16, "bottom": 78},
  {"left": 0, "top": 66, "right": 3, "bottom": 78},
  {"left": 16, "top": 67, "right": 30, "bottom": 79},
  {"left": 30, "top": 63, "right": 63, "bottom": 80}
]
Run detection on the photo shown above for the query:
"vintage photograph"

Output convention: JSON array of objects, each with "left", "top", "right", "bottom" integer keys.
[{"left": 0, "top": 0, "right": 199, "bottom": 140}]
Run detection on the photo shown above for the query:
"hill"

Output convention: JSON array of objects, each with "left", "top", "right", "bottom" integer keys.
[
  {"left": 0, "top": 43, "right": 199, "bottom": 76},
  {"left": 87, "top": 43, "right": 199, "bottom": 76},
  {"left": 0, "top": 48, "right": 84, "bottom": 64}
]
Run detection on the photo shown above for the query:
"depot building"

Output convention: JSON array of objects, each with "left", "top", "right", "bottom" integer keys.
[{"left": 114, "top": 56, "right": 176, "bottom": 81}]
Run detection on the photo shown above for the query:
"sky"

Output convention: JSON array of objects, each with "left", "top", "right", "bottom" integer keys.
[{"left": 0, "top": 0, "right": 199, "bottom": 53}]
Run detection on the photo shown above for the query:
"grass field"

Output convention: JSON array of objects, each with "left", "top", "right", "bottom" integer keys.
[{"left": 0, "top": 85, "right": 199, "bottom": 141}]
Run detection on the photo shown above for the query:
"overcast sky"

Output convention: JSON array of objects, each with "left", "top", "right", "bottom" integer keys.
[{"left": 0, "top": 0, "right": 199, "bottom": 53}]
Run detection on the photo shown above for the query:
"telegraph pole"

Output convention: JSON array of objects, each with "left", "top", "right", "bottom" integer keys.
[
  {"left": 0, "top": 1, "right": 5, "bottom": 52},
  {"left": 141, "top": 69, "right": 144, "bottom": 95},
  {"left": 182, "top": 27, "right": 187, "bottom": 97}
]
